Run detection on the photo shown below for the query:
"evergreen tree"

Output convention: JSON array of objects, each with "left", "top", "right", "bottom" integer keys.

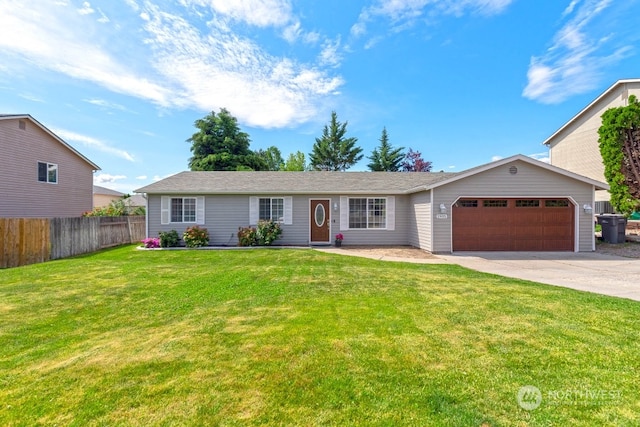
[
  {"left": 309, "top": 111, "right": 363, "bottom": 171},
  {"left": 367, "top": 127, "right": 405, "bottom": 171},
  {"left": 256, "top": 146, "right": 284, "bottom": 171},
  {"left": 187, "top": 108, "right": 266, "bottom": 171}
]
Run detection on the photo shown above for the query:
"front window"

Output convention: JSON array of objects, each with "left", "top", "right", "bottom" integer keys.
[
  {"left": 349, "top": 197, "right": 387, "bottom": 229},
  {"left": 171, "top": 197, "right": 196, "bottom": 223},
  {"left": 38, "top": 162, "right": 58, "bottom": 183},
  {"left": 259, "top": 198, "right": 284, "bottom": 222}
]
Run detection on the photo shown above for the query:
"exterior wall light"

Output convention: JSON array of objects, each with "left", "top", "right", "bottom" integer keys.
[
  {"left": 333, "top": 202, "right": 338, "bottom": 211},
  {"left": 583, "top": 204, "right": 593, "bottom": 214},
  {"left": 439, "top": 203, "right": 447, "bottom": 214}
]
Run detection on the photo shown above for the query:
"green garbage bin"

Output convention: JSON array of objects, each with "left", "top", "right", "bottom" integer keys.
[{"left": 597, "top": 214, "right": 627, "bottom": 244}]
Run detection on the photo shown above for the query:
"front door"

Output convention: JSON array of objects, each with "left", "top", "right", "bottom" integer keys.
[{"left": 310, "top": 199, "right": 330, "bottom": 244}]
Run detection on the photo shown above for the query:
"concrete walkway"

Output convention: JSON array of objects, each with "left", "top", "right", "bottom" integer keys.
[{"left": 317, "top": 248, "right": 640, "bottom": 302}]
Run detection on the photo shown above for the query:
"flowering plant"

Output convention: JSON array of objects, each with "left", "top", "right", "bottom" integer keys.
[
  {"left": 183, "top": 225, "right": 210, "bottom": 248},
  {"left": 142, "top": 237, "right": 161, "bottom": 248},
  {"left": 335, "top": 233, "right": 344, "bottom": 242}
]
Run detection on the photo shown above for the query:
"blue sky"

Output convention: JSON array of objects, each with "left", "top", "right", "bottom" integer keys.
[{"left": 1, "top": 0, "right": 638, "bottom": 194}]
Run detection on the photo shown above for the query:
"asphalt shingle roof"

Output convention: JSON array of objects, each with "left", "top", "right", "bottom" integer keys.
[{"left": 135, "top": 171, "right": 457, "bottom": 195}]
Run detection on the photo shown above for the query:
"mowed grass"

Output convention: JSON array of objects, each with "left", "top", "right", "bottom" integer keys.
[{"left": 1, "top": 246, "right": 639, "bottom": 426}]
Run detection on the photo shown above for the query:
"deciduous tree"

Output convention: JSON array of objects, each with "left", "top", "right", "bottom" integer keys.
[
  {"left": 401, "top": 148, "right": 432, "bottom": 172},
  {"left": 283, "top": 151, "right": 307, "bottom": 171},
  {"left": 598, "top": 95, "right": 640, "bottom": 214}
]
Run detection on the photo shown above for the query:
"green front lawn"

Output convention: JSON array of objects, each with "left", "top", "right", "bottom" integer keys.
[{"left": 1, "top": 246, "right": 638, "bottom": 426}]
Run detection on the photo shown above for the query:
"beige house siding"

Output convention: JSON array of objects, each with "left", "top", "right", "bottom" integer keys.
[
  {"left": 0, "top": 116, "right": 98, "bottom": 218},
  {"left": 94, "top": 193, "right": 122, "bottom": 208},
  {"left": 431, "top": 160, "right": 596, "bottom": 253},
  {"left": 546, "top": 80, "right": 640, "bottom": 202},
  {"left": 408, "top": 191, "right": 432, "bottom": 251}
]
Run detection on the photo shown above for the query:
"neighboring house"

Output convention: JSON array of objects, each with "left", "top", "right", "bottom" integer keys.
[
  {"left": 543, "top": 78, "right": 640, "bottom": 212},
  {"left": 93, "top": 185, "right": 124, "bottom": 208},
  {"left": 0, "top": 114, "right": 100, "bottom": 218},
  {"left": 135, "top": 155, "right": 607, "bottom": 253}
]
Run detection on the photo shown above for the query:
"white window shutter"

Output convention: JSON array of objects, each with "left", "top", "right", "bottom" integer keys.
[
  {"left": 283, "top": 197, "right": 293, "bottom": 225},
  {"left": 196, "top": 196, "right": 205, "bottom": 224},
  {"left": 249, "top": 196, "right": 259, "bottom": 225},
  {"left": 161, "top": 196, "right": 170, "bottom": 224},
  {"left": 386, "top": 196, "right": 395, "bottom": 231},
  {"left": 340, "top": 196, "right": 349, "bottom": 230}
]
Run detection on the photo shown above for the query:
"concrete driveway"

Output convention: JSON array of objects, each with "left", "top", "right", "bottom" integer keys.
[{"left": 436, "top": 252, "right": 640, "bottom": 302}]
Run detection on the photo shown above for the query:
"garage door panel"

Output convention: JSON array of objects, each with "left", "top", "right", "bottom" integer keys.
[{"left": 453, "top": 198, "right": 574, "bottom": 251}]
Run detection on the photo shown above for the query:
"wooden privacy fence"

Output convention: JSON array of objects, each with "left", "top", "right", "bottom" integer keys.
[{"left": 1, "top": 216, "right": 146, "bottom": 268}]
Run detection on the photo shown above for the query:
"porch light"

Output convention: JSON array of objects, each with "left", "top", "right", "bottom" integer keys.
[
  {"left": 439, "top": 203, "right": 447, "bottom": 214},
  {"left": 333, "top": 202, "right": 338, "bottom": 211},
  {"left": 583, "top": 204, "right": 593, "bottom": 214}
]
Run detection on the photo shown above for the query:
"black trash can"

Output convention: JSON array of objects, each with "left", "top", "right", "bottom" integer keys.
[{"left": 597, "top": 214, "right": 627, "bottom": 244}]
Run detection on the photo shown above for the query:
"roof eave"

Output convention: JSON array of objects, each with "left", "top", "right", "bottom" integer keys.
[
  {"left": 1, "top": 114, "right": 101, "bottom": 170},
  {"left": 542, "top": 78, "right": 640, "bottom": 146}
]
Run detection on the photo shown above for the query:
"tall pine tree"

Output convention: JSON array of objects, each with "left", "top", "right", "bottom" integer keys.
[
  {"left": 309, "top": 111, "right": 363, "bottom": 171},
  {"left": 367, "top": 127, "right": 404, "bottom": 171}
]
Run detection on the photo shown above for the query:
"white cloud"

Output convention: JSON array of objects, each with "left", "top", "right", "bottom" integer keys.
[
  {"left": 491, "top": 155, "right": 503, "bottom": 161},
  {"left": 185, "top": 0, "right": 293, "bottom": 28},
  {"left": 18, "top": 93, "right": 45, "bottom": 103},
  {"left": 78, "top": 1, "right": 94, "bottom": 15},
  {"left": 318, "top": 37, "right": 342, "bottom": 68},
  {"left": 53, "top": 128, "right": 135, "bottom": 162},
  {"left": 136, "top": 175, "right": 148, "bottom": 180},
  {"left": 0, "top": 0, "right": 343, "bottom": 129},
  {"left": 352, "top": 0, "right": 513, "bottom": 39},
  {"left": 0, "top": 1, "right": 173, "bottom": 107},
  {"left": 84, "top": 98, "right": 133, "bottom": 113},
  {"left": 141, "top": 4, "right": 343, "bottom": 127},
  {"left": 523, "top": 0, "right": 632, "bottom": 104},
  {"left": 529, "top": 152, "right": 550, "bottom": 163},
  {"left": 94, "top": 173, "right": 127, "bottom": 185}
]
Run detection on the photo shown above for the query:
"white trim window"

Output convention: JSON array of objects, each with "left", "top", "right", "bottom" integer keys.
[
  {"left": 249, "top": 196, "right": 292, "bottom": 225},
  {"left": 161, "top": 196, "right": 205, "bottom": 224},
  {"left": 259, "top": 197, "right": 284, "bottom": 222},
  {"left": 347, "top": 197, "right": 389, "bottom": 229},
  {"left": 38, "top": 161, "right": 58, "bottom": 184}
]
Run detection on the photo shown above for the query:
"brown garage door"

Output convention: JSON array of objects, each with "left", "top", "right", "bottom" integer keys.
[{"left": 452, "top": 198, "right": 574, "bottom": 251}]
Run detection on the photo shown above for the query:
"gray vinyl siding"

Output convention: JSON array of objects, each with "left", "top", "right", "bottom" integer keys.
[
  {"left": 336, "top": 195, "right": 410, "bottom": 246},
  {"left": 147, "top": 193, "right": 411, "bottom": 246},
  {"left": 431, "top": 160, "right": 596, "bottom": 253},
  {"left": 0, "top": 118, "right": 95, "bottom": 217},
  {"left": 408, "top": 191, "right": 432, "bottom": 251}
]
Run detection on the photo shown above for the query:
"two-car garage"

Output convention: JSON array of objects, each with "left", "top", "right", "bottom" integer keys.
[
  {"left": 452, "top": 198, "right": 575, "bottom": 251},
  {"left": 424, "top": 155, "right": 607, "bottom": 253}
]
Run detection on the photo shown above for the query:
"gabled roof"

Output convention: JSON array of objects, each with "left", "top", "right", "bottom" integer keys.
[
  {"left": 135, "top": 154, "right": 608, "bottom": 195},
  {"left": 420, "top": 154, "right": 608, "bottom": 191},
  {"left": 93, "top": 185, "right": 124, "bottom": 197},
  {"left": 542, "top": 78, "right": 640, "bottom": 146},
  {"left": 135, "top": 170, "right": 456, "bottom": 195},
  {"left": 0, "top": 114, "right": 101, "bottom": 170}
]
